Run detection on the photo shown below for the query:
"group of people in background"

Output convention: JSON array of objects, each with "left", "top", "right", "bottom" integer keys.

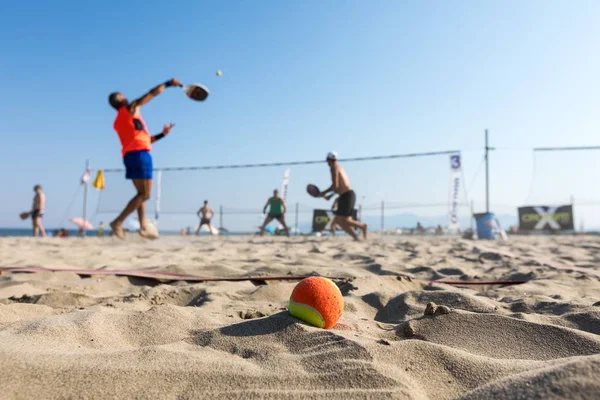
[
  {"left": 258, "top": 151, "right": 368, "bottom": 241},
  {"left": 23, "top": 151, "right": 369, "bottom": 241},
  {"left": 106, "top": 77, "right": 370, "bottom": 241},
  {"left": 22, "top": 185, "right": 108, "bottom": 238},
  {"left": 23, "top": 77, "right": 369, "bottom": 240}
]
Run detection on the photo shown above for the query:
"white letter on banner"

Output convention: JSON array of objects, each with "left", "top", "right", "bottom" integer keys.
[
  {"left": 281, "top": 168, "right": 290, "bottom": 202},
  {"left": 448, "top": 155, "right": 461, "bottom": 232},
  {"left": 533, "top": 206, "right": 560, "bottom": 230}
]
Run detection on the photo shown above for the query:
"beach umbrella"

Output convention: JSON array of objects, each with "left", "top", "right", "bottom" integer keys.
[
  {"left": 69, "top": 218, "right": 93, "bottom": 230},
  {"left": 128, "top": 218, "right": 141, "bottom": 230}
]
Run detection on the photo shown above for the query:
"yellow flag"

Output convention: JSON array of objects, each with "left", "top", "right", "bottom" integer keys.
[{"left": 93, "top": 170, "right": 105, "bottom": 190}]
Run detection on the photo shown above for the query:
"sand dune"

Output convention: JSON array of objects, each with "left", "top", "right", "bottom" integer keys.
[{"left": 1, "top": 235, "right": 599, "bottom": 399}]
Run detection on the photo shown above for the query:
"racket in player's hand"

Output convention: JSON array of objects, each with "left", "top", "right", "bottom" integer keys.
[
  {"left": 178, "top": 82, "right": 210, "bottom": 101},
  {"left": 306, "top": 184, "right": 321, "bottom": 198}
]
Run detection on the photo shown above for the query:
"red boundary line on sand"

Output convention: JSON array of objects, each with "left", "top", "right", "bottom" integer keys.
[
  {"left": 0, "top": 266, "right": 347, "bottom": 283},
  {"left": 0, "top": 266, "right": 530, "bottom": 286},
  {"left": 429, "top": 280, "right": 527, "bottom": 286}
]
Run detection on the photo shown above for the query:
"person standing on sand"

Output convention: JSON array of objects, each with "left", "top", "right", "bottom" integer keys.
[
  {"left": 195, "top": 200, "right": 216, "bottom": 235},
  {"left": 107, "top": 78, "right": 181, "bottom": 240},
  {"left": 318, "top": 152, "right": 367, "bottom": 241},
  {"left": 31, "top": 185, "right": 47, "bottom": 237},
  {"left": 260, "top": 189, "right": 290, "bottom": 237}
]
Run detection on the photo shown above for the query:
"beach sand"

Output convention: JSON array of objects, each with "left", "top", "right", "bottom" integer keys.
[{"left": 1, "top": 235, "right": 599, "bottom": 399}]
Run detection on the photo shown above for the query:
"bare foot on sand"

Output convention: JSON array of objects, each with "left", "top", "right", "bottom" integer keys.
[
  {"left": 361, "top": 223, "right": 368, "bottom": 239},
  {"left": 139, "top": 222, "right": 159, "bottom": 240},
  {"left": 110, "top": 221, "right": 125, "bottom": 240},
  {"left": 139, "top": 229, "right": 159, "bottom": 240}
]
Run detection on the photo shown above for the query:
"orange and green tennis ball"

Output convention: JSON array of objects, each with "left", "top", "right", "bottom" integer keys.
[{"left": 288, "top": 277, "right": 344, "bottom": 329}]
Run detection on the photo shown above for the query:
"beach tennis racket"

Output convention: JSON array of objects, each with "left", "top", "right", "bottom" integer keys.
[
  {"left": 306, "top": 184, "right": 321, "bottom": 198},
  {"left": 19, "top": 212, "right": 31, "bottom": 220},
  {"left": 178, "top": 83, "right": 209, "bottom": 101}
]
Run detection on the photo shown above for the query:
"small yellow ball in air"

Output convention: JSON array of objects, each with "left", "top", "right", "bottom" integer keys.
[{"left": 216, "top": 70, "right": 222, "bottom": 77}]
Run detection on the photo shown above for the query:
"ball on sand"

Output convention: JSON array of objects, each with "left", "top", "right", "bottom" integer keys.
[
  {"left": 216, "top": 70, "right": 222, "bottom": 76},
  {"left": 288, "top": 277, "right": 343, "bottom": 329}
]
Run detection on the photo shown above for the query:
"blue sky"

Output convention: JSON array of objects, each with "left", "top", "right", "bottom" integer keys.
[{"left": 2, "top": 1, "right": 600, "bottom": 231}]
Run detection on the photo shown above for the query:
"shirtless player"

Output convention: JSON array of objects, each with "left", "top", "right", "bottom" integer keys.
[
  {"left": 319, "top": 152, "right": 367, "bottom": 240},
  {"left": 196, "top": 200, "right": 216, "bottom": 235},
  {"left": 31, "top": 185, "right": 47, "bottom": 237}
]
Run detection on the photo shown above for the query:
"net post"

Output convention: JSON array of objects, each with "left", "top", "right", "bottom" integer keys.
[
  {"left": 295, "top": 203, "right": 299, "bottom": 236},
  {"left": 219, "top": 205, "right": 223, "bottom": 231},
  {"left": 381, "top": 200, "right": 385, "bottom": 236},
  {"left": 155, "top": 170, "right": 162, "bottom": 228},
  {"left": 82, "top": 159, "right": 90, "bottom": 238},
  {"left": 485, "top": 129, "right": 490, "bottom": 213},
  {"left": 571, "top": 195, "right": 576, "bottom": 233},
  {"left": 470, "top": 200, "right": 475, "bottom": 231}
]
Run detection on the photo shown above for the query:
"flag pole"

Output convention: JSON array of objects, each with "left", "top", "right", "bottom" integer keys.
[
  {"left": 82, "top": 159, "right": 90, "bottom": 238},
  {"left": 485, "top": 130, "right": 490, "bottom": 213}
]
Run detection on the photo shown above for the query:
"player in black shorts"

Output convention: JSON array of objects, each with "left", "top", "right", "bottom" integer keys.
[
  {"left": 196, "top": 200, "right": 217, "bottom": 235},
  {"left": 319, "top": 152, "right": 367, "bottom": 240}
]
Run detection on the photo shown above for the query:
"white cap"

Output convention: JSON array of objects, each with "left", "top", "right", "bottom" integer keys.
[{"left": 326, "top": 151, "right": 338, "bottom": 161}]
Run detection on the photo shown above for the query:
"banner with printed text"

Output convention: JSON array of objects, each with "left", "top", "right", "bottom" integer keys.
[
  {"left": 281, "top": 169, "right": 290, "bottom": 202},
  {"left": 518, "top": 205, "right": 574, "bottom": 231},
  {"left": 448, "top": 154, "right": 461, "bottom": 232},
  {"left": 312, "top": 209, "right": 359, "bottom": 232}
]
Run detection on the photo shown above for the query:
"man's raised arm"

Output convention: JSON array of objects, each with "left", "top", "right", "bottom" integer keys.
[{"left": 128, "top": 78, "right": 181, "bottom": 114}]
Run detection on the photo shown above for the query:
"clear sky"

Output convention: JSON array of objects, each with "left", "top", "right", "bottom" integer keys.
[{"left": 2, "top": 0, "right": 600, "bottom": 231}]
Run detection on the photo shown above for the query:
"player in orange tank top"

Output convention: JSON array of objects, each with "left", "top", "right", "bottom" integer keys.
[{"left": 107, "top": 78, "right": 181, "bottom": 240}]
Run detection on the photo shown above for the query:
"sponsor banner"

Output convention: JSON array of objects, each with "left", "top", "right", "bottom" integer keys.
[
  {"left": 518, "top": 205, "right": 574, "bottom": 231},
  {"left": 448, "top": 154, "right": 461, "bottom": 231},
  {"left": 281, "top": 168, "right": 290, "bottom": 202},
  {"left": 312, "top": 209, "right": 358, "bottom": 232}
]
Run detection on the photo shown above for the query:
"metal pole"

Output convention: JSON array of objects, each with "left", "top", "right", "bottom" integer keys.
[
  {"left": 485, "top": 129, "right": 490, "bottom": 213},
  {"left": 219, "top": 205, "right": 223, "bottom": 231},
  {"left": 295, "top": 202, "right": 299, "bottom": 236},
  {"left": 82, "top": 159, "right": 90, "bottom": 238},
  {"left": 470, "top": 200, "right": 475, "bottom": 231},
  {"left": 381, "top": 200, "right": 384, "bottom": 235},
  {"left": 571, "top": 195, "right": 576, "bottom": 234}
]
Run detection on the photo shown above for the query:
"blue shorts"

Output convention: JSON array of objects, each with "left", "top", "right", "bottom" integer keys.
[{"left": 124, "top": 150, "right": 153, "bottom": 180}]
